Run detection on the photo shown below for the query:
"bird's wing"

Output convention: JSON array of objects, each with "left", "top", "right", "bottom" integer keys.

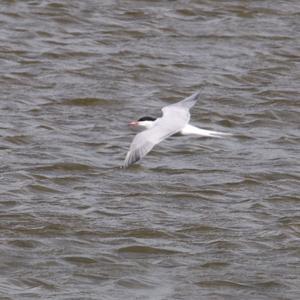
[
  {"left": 164, "top": 90, "right": 200, "bottom": 110},
  {"left": 123, "top": 91, "right": 200, "bottom": 167}
]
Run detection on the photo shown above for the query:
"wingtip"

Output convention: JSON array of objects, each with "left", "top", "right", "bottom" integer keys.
[
  {"left": 193, "top": 90, "right": 201, "bottom": 99},
  {"left": 122, "top": 158, "right": 139, "bottom": 169},
  {"left": 123, "top": 151, "right": 140, "bottom": 168},
  {"left": 123, "top": 158, "right": 130, "bottom": 169},
  {"left": 178, "top": 90, "right": 201, "bottom": 109},
  {"left": 122, "top": 161, "right": 131, "bottom": 169}
]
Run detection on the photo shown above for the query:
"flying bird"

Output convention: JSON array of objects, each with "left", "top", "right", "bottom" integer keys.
[{"left": 123, "top": 91, "right": 230, "bottom": 167}]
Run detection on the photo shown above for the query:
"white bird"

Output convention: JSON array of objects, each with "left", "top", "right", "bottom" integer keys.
[{"left": 124, "top": 91, "right": 231, "bottom": 167}]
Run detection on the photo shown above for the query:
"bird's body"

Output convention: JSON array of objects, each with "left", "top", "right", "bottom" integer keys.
[{"left": 123, "top": 91, "right": 231, "bottom": 167}]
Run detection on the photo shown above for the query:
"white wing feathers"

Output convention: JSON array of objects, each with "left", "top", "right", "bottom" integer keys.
[
  {"left": 124, "top": 91, "right": 201, "bottom": 168},
  {"left": 167, "top": 90, "right": 200, "bottom": 110}
]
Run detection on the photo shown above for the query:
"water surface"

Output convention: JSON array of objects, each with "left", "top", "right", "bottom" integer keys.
[{"left": 1, "top": 1, "right": 300, "bottom": 299}]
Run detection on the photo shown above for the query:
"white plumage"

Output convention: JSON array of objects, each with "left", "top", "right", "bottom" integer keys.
[{"left": 124, "top": 91, "right": 230, "bottom": 167}]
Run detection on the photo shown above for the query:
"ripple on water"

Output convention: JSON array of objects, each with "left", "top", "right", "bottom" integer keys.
[
  {"left": 1, "top": 0, "right": 300, "bottom": 299},
  {"left": 61, "top": 97, "right": 115, "bottom": 106},
  {"left": 30, "top": 162, "right": 95, "bottom": 173},
  {"left": 118, "top": 245, "right": 182, "bottom": 256},
  {"left": 62, "top": 256, "right": 97, "bottom": 265}
]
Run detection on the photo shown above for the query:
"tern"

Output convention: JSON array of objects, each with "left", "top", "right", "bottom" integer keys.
[{"left": 123, "top": 91, "right": 231, "bottom": 167}]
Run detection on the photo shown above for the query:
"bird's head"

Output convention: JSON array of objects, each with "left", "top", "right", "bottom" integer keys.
[{"left": 129, "top": 116, "right": 157, "bottom": 130}]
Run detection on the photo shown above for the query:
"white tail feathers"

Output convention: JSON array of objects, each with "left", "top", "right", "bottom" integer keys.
[{"left": 180, "top": 124, "right": 232, "bottom": 138}]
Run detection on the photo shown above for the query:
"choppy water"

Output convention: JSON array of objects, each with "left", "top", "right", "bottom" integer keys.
[{"left": 1, "top": 1, "right": 300, "bottom": 299}]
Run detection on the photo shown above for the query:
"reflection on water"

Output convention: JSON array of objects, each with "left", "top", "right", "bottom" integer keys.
[{"left": 0, "top": 1, "right": 299, "bottom": 299}]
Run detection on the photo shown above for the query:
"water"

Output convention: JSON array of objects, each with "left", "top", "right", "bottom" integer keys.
[{"left": 1, "top": 1, "right": 300, "bottom": 299}]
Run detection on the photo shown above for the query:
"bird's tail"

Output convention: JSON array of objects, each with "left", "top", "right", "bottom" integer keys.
[
  {"left": 203, "top": 129, "right": 233, "bottom": 138},
  {"left": 181, "top": 125, "right": 232, "bottom": 138}
]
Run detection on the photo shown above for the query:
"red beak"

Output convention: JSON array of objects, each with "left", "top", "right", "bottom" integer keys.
[{"left": 129, "top": 121, "right": 138, "bottom": 126}]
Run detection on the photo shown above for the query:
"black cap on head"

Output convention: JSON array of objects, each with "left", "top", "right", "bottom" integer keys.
[{"left": 138, "top": 116, "right": 156, "bottom": 122}]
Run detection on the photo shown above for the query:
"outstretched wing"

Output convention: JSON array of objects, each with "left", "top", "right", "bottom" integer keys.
[
  {"left": 165, "top": 90, "right": 200, "bottom": 110},
  {"left": 123, "top": 91, "right": 200, "bottom": 167}
]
